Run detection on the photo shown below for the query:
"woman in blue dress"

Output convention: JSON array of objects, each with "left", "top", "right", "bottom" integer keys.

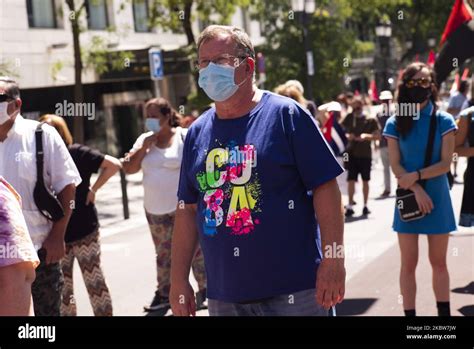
[{"left": 383, "top": 62, "right": 457, "bottom": 316}]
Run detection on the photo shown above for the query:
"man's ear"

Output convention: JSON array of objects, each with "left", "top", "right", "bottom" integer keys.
[
  {"left": 15, "top": 98, "right": 22, "bottom": 110},
  {"left": 246, "top": 57, "right": 255, "bottom": 77}
]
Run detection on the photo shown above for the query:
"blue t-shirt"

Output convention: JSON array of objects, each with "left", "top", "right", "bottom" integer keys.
[{"left": 177, "top": 91, "right": 344, "bottom": 302}]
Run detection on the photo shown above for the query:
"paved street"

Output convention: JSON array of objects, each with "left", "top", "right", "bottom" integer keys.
[{"left": 71, "top": 154, "right": 473, "bottom": 316}]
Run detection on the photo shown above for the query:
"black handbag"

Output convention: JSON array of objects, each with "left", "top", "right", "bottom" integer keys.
[
  {"left": 33, "top": 123, "right": 65, "bottom": 222},
  {"left": 396, "top": 107, "right": 437, "bottom": 222}
]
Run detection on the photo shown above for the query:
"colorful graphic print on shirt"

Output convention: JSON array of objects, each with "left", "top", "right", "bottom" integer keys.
[{"left": 195, "top": 141, "right": 262, "bottom": 237}]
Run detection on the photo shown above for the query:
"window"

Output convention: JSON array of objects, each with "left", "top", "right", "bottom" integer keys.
[
  {"left": 133, "top": 0, "right": 150, "bottom": 32},
  {"left": 86, "top": 0, "right": 110, "bottom": 30},
  {"left": 26, "top": 0, "right": 58, "bottom": 28}
]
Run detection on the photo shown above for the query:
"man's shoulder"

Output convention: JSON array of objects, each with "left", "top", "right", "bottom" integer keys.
[
  {"left": 186, "top": 109, "right": 211, "bottom": 135},
  {"left": 17, "top": 116, "right": 40, "bottom": 131},
  {"left": 264, "top": 91, "right": 302, "bottom": 110}
]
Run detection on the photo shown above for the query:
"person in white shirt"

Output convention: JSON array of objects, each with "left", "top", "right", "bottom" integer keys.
[
  {"left": 122, "top": 97, "right": 206, "bottom": 315},
  {"left": 447, "top": 80, "right": 469, "bottom": 119},
  {"left": 0, "top": 77, "right": 81, "bottom": 316}
]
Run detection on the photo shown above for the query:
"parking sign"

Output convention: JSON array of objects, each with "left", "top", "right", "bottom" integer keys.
[{"left": 149, "top": 48, "right": 163, "bottom": 80}]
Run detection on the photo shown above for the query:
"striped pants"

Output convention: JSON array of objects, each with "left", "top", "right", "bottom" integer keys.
[
  {"left": 146, "top": 210, "right": 207, "bottom": 296},
  {"left": 60, "top": 231, "right": 113, "bottom": 316}
]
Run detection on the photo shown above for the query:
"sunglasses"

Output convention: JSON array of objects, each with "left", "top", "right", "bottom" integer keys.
[
  {"left": 0, "top": 94, "right": 14, "bottom": 103},
  {"left": 404, "top": 78, "right": 432, "bottom": 89}
]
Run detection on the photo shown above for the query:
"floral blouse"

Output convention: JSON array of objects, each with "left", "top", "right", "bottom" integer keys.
[{"left": 0, "top": 176, "right": 39, "bottom": 268}]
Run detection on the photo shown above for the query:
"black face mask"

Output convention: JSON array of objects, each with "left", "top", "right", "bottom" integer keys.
[{"left": 407, "top": 86, "right": 431, "bottom": 103}]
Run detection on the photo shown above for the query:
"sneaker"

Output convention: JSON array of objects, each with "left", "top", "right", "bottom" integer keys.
[
  {"left": 362, "top": 206, "right": 371, "bottom": 215},
  {"left": 144, "top": 291, "right": 170, "bottom": 314},
  {"left": 379, "top": 190, "right": 390, "bottom": 198},
  {"left": 196, "top": 288, "right": 208, "bottom": 310},
  {"left": 345, "top": 207, "right": 355, "bottom": 217}
]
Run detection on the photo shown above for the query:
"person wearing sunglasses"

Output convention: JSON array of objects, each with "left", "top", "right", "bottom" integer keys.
[
  {"left": 122, "top": 97, "right": 207, "bottom": 315},
  {"left": 383, "top": 62, "right": 457, "bottom": 316},
  {"left": 0, "top": 76, "right": 81, "bottom": 316}
]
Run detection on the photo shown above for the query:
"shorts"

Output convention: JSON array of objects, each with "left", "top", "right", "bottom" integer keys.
[{"left": 347, "top": 156, "right": 371, "bottom": 181}]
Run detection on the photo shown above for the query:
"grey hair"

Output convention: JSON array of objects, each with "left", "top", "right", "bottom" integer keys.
[
  {"left": 197, "top": 25, "right": 255, "bottom": 59},
  {"left": 0, "top": 76, "right": 20, "bottom": 99}
]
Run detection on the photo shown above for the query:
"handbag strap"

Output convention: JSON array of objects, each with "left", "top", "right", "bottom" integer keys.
[
  {"left": 35, "top": 122, "right": 45, "bottom": 185},
  {"left": 420, "top": 105, "right": 437, "bottom": 187}
]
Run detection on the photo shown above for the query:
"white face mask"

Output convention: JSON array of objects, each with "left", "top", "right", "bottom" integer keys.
[{"left": 0, "top": 102, "right": 11, "bottom": 125}]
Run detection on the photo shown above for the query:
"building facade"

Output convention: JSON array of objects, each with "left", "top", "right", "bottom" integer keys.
[{"left": 0, "top": 0, "right": 264, "bottom": 155}]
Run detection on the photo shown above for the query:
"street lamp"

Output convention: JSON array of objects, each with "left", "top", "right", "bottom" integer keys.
[
  {"left": 428, "top": 38, "right": 436, "bottom": 48},
  {"left": 375, "top": 19, "right": 392, "bottom": 92},
  {"left": 291, "top": 0, "right": 315, "bottom": 101},
  {"left": 375, "top": 21, "right": 392, "bottom": 38}
]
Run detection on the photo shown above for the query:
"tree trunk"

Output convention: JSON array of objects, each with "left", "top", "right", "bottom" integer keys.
[
  {"left": 66, "top": 0, "right": 85, "bottom": 144},
  {"left": 183, "top": 0, "right": 195, "bottom": 47}
]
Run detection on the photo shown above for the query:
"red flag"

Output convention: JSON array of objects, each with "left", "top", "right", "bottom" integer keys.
[
  {"left": 462, "top": 67, "right": 470, "bottom": 80},
  {"left": 450, "top": 73, "right": 460, "bottom": 95},
  {"left": 440, "top": 0, "right": 473, "bottom": 46},
  {"left": 427, "top": 50, "right": 436, "bottom": 66},
  {"left": 369, "top": 79, "right": 379, "bottom": 101},
  {"left": 322, "top": 112, "right": 334, "bottom": 142}
]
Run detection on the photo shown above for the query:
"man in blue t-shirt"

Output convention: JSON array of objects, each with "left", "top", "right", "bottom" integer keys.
[{"left": 170, "top": 25, "right": 346, "bottom": 316}]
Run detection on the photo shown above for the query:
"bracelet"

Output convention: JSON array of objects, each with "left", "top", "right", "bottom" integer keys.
[
  {"left": 417, "top": 170, "right": 422, "bottom": 181},
  {"left": 89, "top": 187, "right": 96, "bottom": 194}
]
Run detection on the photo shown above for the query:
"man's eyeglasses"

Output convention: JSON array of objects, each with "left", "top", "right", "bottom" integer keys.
[
  {"left": 0, "top": 93, "right": 14, "bottom": 103},
  {"left": 404, "top": 78, "right": 432, "bottom": 89},
  {"left": 194, "top": 53, "right": 248, "bottom": 71}
]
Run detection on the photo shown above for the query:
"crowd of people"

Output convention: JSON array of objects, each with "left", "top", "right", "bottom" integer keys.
[{"left": 0, "top": 24, "right": 473, "bottom": 317}]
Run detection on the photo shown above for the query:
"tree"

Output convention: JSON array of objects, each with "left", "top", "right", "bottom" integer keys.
[
  {"left": 251, "top": 0, "right": 356, "bottom": 102},
  {"left": 347, "top": 0, "right": 453, "bottom": 63},
  {"left": 147, "top": 0, "right": 251, "bottom": 110},
  {"left": 63, "top": 0, "right": 132, "bottom": 143},
  {"left": 64, "top": 0, "right": 87, "bottom": 144},
  {"left": 251, "top": 0, "right": 455, "bottom": 103}
]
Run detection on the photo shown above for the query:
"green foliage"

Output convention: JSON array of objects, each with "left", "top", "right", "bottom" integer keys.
[
  {"left": 149, "top": 0, "right": 251, "bottom": 37},
  {"left": 252, "top": 0, "right": 355, "bottom": 101},
  {"left": 251, "top": 0, "right": 455, "bottom": 102},
  {"left": 0, "top": 59, "right": 20, "bottom": 78},
  {"left": 83, "top": 35, "right": 135, "bottom": 75},
  {"left": 51, "top": 60, "right": 66, "bottom": 81}
]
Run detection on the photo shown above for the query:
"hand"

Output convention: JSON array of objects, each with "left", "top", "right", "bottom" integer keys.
[
  {"left": 85, "top": 190, "right": 95, "bottom": 205},
  {"left": 347, "top": 134, "right": 355, "bottom": 141},
  {"left": 359, "top": 133, "right": 371, "bottom": 141},
  {"left": 397, "top": 172, "right": 418, "bottom": 190},
  {"left": 412, "top": 185, "right": 434, "bottom": 214},
  {"left": 41, "top": 234, "right": 65, "bottom": 264},
  {"left": 142, "top": 133, "right": 158, "bottom": 150},
  {"left": 170, "top": 280, "right": 196, "bottom": 316},
  {"left": 316, "top": 258, "right": 346, "bottom": 310}
]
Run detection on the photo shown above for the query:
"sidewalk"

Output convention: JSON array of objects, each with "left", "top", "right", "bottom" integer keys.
[
  {"left": 339, "top": 229, "right": 474, "bottom": 316},
  {"left": 89, "top": 156, "right": 473, "bottom": 317},
  {"left": 94, "top": 172, "right": 148, "bottom": 238},
  {"left": 338, "top": 155, "right": 473, "bottom": 316}
]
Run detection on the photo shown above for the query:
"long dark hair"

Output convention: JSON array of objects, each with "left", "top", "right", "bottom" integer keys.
[
  {"left": 145, "top": 97, "right": 182, "bottom": 127},
  {"left": 396, "top": 62, "right": 438, "bottom": 137}
]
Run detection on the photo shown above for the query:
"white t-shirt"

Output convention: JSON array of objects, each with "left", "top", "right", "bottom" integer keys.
[
  {"left": 131, "top": 127, "right": 187, "bottom": 215},
  {"left": 0, "top": 115, "right": 82, "bottom": 249}
]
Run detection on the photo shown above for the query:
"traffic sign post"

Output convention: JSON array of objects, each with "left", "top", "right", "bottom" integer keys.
[{"left": 149, "top": 48, "right": 163, "bottom": 98}]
